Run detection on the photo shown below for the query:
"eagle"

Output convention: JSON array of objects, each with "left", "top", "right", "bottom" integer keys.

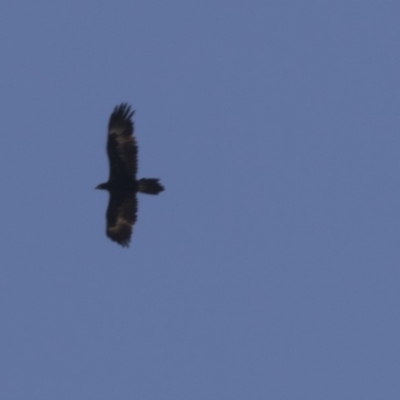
[{"left": 96, "top": 103, "right": 164, "bottom": 247}]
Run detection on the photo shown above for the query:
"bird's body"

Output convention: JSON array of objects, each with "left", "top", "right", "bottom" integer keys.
[{"left": 96, "top": 104, "right": 164, "bottom": 247}]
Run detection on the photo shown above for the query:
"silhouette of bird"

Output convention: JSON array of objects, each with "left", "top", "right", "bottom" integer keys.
[{"left": 96, "top": 103, "right": 164, "bottom": 247}]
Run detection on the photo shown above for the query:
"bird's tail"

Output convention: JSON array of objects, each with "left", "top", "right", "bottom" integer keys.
[{"left": 138, "top": 178, "right": 165, "bottom": 195}]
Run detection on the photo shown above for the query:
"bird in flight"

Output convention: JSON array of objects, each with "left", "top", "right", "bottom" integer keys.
[{"left": 96, "top": 103, "right": 164, "bottom": 247}]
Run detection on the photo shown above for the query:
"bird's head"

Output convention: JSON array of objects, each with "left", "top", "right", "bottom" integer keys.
[{"left": 95, "top": 182, "right": 109, "bottom": 190}]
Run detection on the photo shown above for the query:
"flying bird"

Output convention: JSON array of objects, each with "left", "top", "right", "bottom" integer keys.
[{"left": 96, "top": 103, "right": 164, "bottom": 247}]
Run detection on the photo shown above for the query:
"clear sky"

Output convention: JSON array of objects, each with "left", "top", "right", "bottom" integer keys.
[{"left": 1, "top": 1, "right": 399, "bottom": 399}]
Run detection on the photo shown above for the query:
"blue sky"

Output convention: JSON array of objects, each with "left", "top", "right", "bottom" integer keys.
[{"left": 1, "top": 1, "right": 400, "bottom": 399}]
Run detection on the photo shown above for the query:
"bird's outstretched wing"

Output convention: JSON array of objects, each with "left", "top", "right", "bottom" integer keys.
[
  {"left": 106, "top": 190, "right": 137, "bottom": 247},
  {"left": 107, "top": 103, "right": 138, "bottom": 181}
]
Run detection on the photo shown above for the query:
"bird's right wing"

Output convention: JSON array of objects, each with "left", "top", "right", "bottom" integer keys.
[{"left": 106, "top": 191, "right": 137, "bottom": 247}]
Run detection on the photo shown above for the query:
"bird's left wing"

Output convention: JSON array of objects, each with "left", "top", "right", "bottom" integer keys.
[{"left": 107, "top": 103, "right": 138, "bottom": 181}]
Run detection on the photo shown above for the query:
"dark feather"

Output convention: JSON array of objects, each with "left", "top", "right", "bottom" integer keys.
[
  {"left": 106, "top": 191, "right": 137, "bottom": 247},
  {"left": 107, "top": 103, "right": 138, "bottom": 182},
  {"left": 96, "top": 103, "right": 164, "bottom": 247},
  {"left": 138, "top": 178, "right": 165, "bottom": 194}
]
